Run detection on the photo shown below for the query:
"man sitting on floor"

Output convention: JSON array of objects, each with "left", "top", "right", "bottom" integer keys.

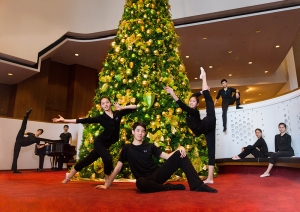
[{"left": 94, "top": 121, "right": 217, "bottom": 193}]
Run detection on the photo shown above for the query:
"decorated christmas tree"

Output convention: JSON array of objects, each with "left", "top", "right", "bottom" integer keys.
[{"left": 77, "top": 0, "right": 215, "bottom": 180}]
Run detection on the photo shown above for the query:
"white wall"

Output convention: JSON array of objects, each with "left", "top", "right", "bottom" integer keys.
[
  {"left": 0, "top": 117, "right": 81, "bottom": 170},
  {"left": 0, "top": 0, "right": 283, "bottom": 63}
]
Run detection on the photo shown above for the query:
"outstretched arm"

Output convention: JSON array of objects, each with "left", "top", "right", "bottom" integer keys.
[
  {"left": 114, "top": 103, "right": 137, "bottom": 111},
  {"left": 52, "top": 115, "right": 77, "bottom": 123},
  {"left": 95, "top": 161, "right": 123, "bottom": 189},
  {"left": 160, "top": 146, "right": 186, "bottom": 160},
  {"left": 164, "top": 86, "right": 179, "bottom": 101}
]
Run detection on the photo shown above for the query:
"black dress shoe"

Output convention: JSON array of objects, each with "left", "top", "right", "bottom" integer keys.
[
  {"left": 236, "top": 106, "right": 243, "bottom": 109},
  {"left": 26, "top": 108, "right": 32, "bottom": 115},
  {"left": 13, "top": 170, "right": 22, "bottom": 173},
  {"left": 37, "top": 168, "right": 43, "bottom": 172},
  {"left": 223, "top": 127, "right": 227, "bottom": 132}
]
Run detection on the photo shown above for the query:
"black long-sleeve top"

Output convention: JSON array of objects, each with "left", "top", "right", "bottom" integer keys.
[
  {"left": 76, "top": 109, "right": 135, "bottom": 144},
  {"left": 175, "top": 92, "right": 203, "bottom": 136},
  {"left": 21, "top": 133, "right": 51, "bottom": 147},
  {"left": 216, "top": 87, "right": 237, "bottom": 101},
  {"left": 275, "top": 133, "right": 294, "bottom": 153},
  {"left": 244, "top": 137, "right": 268, "bottom": 156}
]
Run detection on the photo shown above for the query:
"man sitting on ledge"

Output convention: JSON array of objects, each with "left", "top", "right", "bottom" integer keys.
[{"left": 94, "top": 121, "right": 217, "bottom": 193}]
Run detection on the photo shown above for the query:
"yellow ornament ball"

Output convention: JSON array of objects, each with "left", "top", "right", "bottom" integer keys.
[
  {"left": 153, "top": 50, "right": 159, "bottom": 55},
  {"left": 145, "top": 48, "right": 150, "bottom": 53},
  {"left": 119, "top": 58, "right": 125, "bottom": 64},
  {"left": 122, "top": 79, "right": 128, "bottom": 84},
  {"left": 114, "top": 46, "right": 120, "bottom": 53},
  {"left": 120, "top": 39, "right": 125, "bottom": 44},
  {"left": 110, "top": 41, "right": 116, "bottom": 47},
  {"left": 176, "top": 108, "right": 182, "bottom": 114},
  {"left": 110, "top": 71, "right": 115, "bottom": 77},
  {"left": 130, "top": 97, "right": 136, "bottom": 104},
  {"left": 129, "top": 61, "right": 134, "bottom": 68},
  {"left": 156, "top": 114, "right": 161, "bottom": 120},
  {"left": 128, "top": 79, "right": 133, "bottom": 84},
  {"left": 154, "top": 102, "right": 160, "bottom": 109},
  {"left": 142, "top": 80, "right": 149, "bottom": 87}
]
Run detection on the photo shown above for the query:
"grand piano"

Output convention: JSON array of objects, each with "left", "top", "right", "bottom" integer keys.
[{"left": 35, "top": 140, "right": 77, "bottom": 169}]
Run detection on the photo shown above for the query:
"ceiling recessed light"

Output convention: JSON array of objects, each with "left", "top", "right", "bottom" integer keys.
[
  {"left": 203, "top": 37, "right": 207, "bottom": 40},
  {"left": 209, "top": 66, "right": 213, "bottom": 68},
  {"left": 275, "top": 45, "right": 280, "bottom": 48},
  {"left": 202, "top": 99, "right": 205, "bottom": 101},
  {"left": 213, "top": 91, "right": 216, "bottom": 92},
  {"left": 194, "top": 77, "right": 198, "bottom": 79},
  {"left": 265, "top": 71, "right": 268, "bottom": 73},
  {"left": 229, "top": 74, "right": 232, "bottom": 76},
  {"left": 256, "top": 30, "right": 261, "bottom": 33},
  {"left": 8, "top": 73, "right": 13, "bottom": 76},
  {"left": 243, "top": 101, "right": 246, "bottom": 103},
  {"left": 259, "top": 94, "right": 261, "bottom": 95},
  {"left": 248, "top": 62, "right": 252, "bottom": 64},
  {"left": 75, "top": 53, "right": 79, "bottom": 56},
  {"left": 186, "top": 56, "right": 189, "bottom": 58},
  {"left": 228, "top": 50, "right": 233, "bottom": 54}
]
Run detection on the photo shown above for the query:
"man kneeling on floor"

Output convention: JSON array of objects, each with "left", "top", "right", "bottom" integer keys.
[{"left": 95, "top": 121, "right": 217, "bottom": 193}]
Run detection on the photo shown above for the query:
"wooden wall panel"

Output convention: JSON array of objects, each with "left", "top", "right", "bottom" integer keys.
[
  {"left": 45, "top": 61, "right": 70, "bottom": 112},
  {"left": 0, "top": 83, "right": 12, "bottom": 116},
  {"left": 13, "top": 59, "right": 50, "bottom": 120},
  {"left": 293, "top": 30, "right": 300, "bottom": 87},
  {"left": 69, "top": 64, "right": 98, "bottom": 118}
]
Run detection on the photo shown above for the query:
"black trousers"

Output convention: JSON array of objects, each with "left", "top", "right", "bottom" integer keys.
[
  {"left": 199, "top": 90, "right": 216, "bottom": 166},
  {"left": 222, "top": 93, "right": 241, "bottom": 128},
  {"left": 136, "top": 151, "right": 204, "bottom": 193},
  {"left": 11, "top": 115, "right": 28, "bottom": 171},
  {"left": 269, "top": 151, "right": 294, "bottom": 164},
  {"left": 74, "top": 140, "right": 113, "bottom": 175},
  {"left": 238, "top": 148, "right": 267, "bottom": 159},
  {"left": 38, "top": 154, "right": 45, "bottom": 169}
]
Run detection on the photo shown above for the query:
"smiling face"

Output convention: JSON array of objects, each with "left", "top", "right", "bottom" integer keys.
[
  {"left": 100, "top": 98, "right": 112, "bottom": 111},
  {"left": 132, "top": 126, "right": 146, "bottom": 142},
  {"left": 278, "top": 124, "right": 286, "bottom": 134},
  {"left": 189, "top": 96, "right": 199, "bottom": 109}
]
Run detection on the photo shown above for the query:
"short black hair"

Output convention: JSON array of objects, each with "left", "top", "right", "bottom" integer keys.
[
  {"left": 63, "top": 125, "right": 69, "bottom": 128},
  {"left": 255, "top": 128, "right": 262, "bottom": 133},
  {"left": 221, "top": 79, "right": 227, "bottom": 84},
  {"left": 37, "top": 129, "right": 44, "bottom": 134},
  {"left": 132, "top": 122, "right": 146, "bottom": 131},
  {"left": 278, "top": 123, "right": 286, "bottom": 128}
]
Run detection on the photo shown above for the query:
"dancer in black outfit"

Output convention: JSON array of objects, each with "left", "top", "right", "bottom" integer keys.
[
  {"left": 52, "top": 97, "right": 136, "bottom": 183},
  {"left": 260, "top": 123, "right": 294, "bottom": 177},
  {"left": 232, "top": 128, "right": 268, "bottom": 160},
  {"left": 164, "top": 67, "right": 216, "bottom": 184},
  {"left": 11, "top": 108, "right": 49, "bottom": 173},
  {"left": 56, "top": 125, "right": 72, "bottom": 170},
  {"left": 214, "top": 79, "right": 242, "bottom": 132},
  {"left": 95, "top": 122, "right": 217, "bottom": 193}
]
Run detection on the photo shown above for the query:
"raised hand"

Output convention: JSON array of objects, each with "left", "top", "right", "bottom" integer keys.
[
  {"left": 113, "top": 102, "right": 122, "bottom": 110},
  {"left": 178, "top": 146, "right": 186, "bottom": 158},
  {"left": 52, "top": 115, "right": 65, "bottom": 122},
  {"left": 164, "top": 86, "right": 174, "bottom": 94}
]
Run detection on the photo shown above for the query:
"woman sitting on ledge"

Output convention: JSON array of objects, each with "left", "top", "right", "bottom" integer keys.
[
  {"left": 260, "top": 123, "right": 294, "bottom": 178},
  {"left": 232, "top": 128, "right": 268, "bottom": 160}
]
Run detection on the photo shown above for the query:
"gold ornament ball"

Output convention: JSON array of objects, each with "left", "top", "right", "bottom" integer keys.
[
  {"left": 129, "top": 61, "right": 134, "bottom": 68},
  {"left": 125, "top": 140, "right": 131, "bottom": 144},
  {"left": 143, "top": 74, "right": 148, "bottom": 79},
  {"left": 110, "top": 41, "right": 116, "bottom": 47},
  {"left": 148, "top": 39, "right": 153, "bottom": 44},
  {"left": 176, "top": 108, "right": 183, "bottom": 114},
  {"left": 165, "top": 137, "right": 171, "bottom": 143},
  {"left": 156, "top": 114, "right": 161, "bottom": 120},
  {"left": 146, "top": 29, "right": 152, "bottom": 34},
  {"left": 145, "top": 48, "right": 150, "bottom": 53},
  {"left": 151, "top": 3, "right": 155, "bottom": 9},
  {"left": 110, "top": 71, "right": 115, "bottom": 77},
  {"left": 122, "top": 79, "right": 128, "bottom": 84},
  {"left": 153, "top": 50, "right": 159, "bottom": 55},
  {"left": 140, "top": 26, "right": 145, "bottom": 32},
  {"left": 143, "top": 14, "right": 147, "bottom": 19},
  {"left": 121, "top": 135, "right": 127, "bottom": 141},
  {"left": 120, "top": 39, "right": 125, "bottom": 44},
  {"left": 185, "top": 145, "right": 193, "bottom": 152},
  {"left": 182, "top": 81, "right": 186, "bottom": 86},
  {"left": 165, "top": 146, "right": 172, "bottom": 154},
  {"left": 119, "top": 58, "right": 125, "bottom": 64},
  {"left": 128, "top": 79, "right": 133, "bottom": 84},
  {"left": 114, "top": 46, "right": 120, "bottom": 53},
  {"left": 142, "top": 80, "right": 149, "bottom": 87},
  {"left": 154, "top": 102, "right": 160, "bottom": 108}
]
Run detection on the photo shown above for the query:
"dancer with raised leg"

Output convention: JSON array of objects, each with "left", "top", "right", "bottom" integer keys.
[
  {"left": 95, "top": 122, "right": 217, "bottom": 193},
  {"left": 52, "top": 97, "right": 136, "bottom": 183},
  {"left": 164, "top": 67, "right": 216, "bottom": 184},
  {"left": 11, "top": 108, "right": 49, "bottom": 173}
]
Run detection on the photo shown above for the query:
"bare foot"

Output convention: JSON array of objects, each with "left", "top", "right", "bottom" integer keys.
[
  {"left": 203, "top": 179, "right": 214, "bottom": 184},
  {"left": 200, "top": 67, "right": 206, "bottom": 79},
  {"left": 232, "top": 156, "right": 241, "bottom": 160},
  {"left": 62, "top": 173, "right": 70, "bottom": 184}
]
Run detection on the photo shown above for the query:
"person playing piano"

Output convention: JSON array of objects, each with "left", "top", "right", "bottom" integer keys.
[
  {"left": 56, "top": 125, "right": 73, "bottom": 170},
  {"left": 52, "top": 97, "right": 137, "bottom": 183},
  {"left": 11, "top": 108, "right": 49, "bottom": 173}
]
